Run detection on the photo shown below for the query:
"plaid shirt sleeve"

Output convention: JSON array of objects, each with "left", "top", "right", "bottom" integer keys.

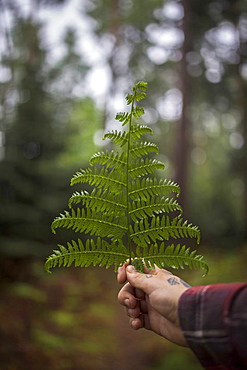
[{"left": 178, "top": 283, "right": 247, "bottom": 370}]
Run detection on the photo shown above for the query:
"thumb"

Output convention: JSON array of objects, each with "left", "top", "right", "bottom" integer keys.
[{"left": 126, "top": 265, "right": 154, "bottom": 295}]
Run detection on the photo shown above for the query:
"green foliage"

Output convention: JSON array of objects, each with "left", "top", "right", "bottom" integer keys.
[{"left": 45, "top": 82, "right": 208, "bottom": 275}]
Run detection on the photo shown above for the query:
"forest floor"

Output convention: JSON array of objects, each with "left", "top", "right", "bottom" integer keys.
[{"left": 0, "top": 245, "right": 246, "bottom": 370}]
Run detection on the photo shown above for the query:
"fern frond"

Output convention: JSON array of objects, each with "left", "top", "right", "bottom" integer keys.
[
  {"left": 129, "top": 197, "right": 182, "bottom": 222},
  {"left": 103, "top": 130, "right": 128, "bottom": 147},
  {"left": 130, "top": 142, "right": 158, "bottom": 158},
  {"left": 68, "top": 188, "right": 126, "bottom": 216},
  {"left": 130, "top": 124, "right": 153, "bottom": 139},
  {"left": 133, "top": 106, "right": 145, "bottom": 119},
  {"left": 89, "top": 150, "right": 126, "bottom": 170},
  {"left": 68, "top": 190, "right": 89, "bottom": 208},
  {"left": 130, "top": 216, "right": 200, "bottom": 246},
  {"left": 47, "top": 81, "right": 207, "bottom": 276},
  {"left": 125, "top": 93, "right": 134, "bottom": 105},
  {"left": 51, "top": 208, "right": 127, "bottom": 240},
  {"left": 135, "top": 92, "right": 147, "bottom": 102},
  {"left": 132, "top": 81, "right": 148, "bottom": 101},
  {"left": 71, "top": 167, "right": 126, "bottom": 194},
  {"left": 45, "top": 238, "right": 130, "bottom": 273},
  {"left": 115, "top": 112, "right": 131, "bottom": 126},
  {"left": 133, "top": 243, "right": 208, "bottom": 276},
  {"left": 133, "top": 81, "right": 148, "bottom": 91},
  {"left": 125, "top": 81, "right": 148, "bottom": 106},
  {"left": 129, "top": 158, "right": 165, "bottom": 178},
  {"left": 129, "top": 178, "right": 180, "bottom": 201}
]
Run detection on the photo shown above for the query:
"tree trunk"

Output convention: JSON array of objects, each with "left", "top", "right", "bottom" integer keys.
[
  {"left": 174, "top": 0, "right": 192, "bottom": 215},
  {"left": 231, "top": 1, "right": 247, "bottom": 241},
  {"left": 237, "top": 56, "right": 247, "bottom": 240}
]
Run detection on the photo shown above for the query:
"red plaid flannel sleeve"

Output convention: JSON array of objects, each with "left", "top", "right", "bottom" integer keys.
[{"left": 178, "top": 283, "right": 247, "bottom": 370}]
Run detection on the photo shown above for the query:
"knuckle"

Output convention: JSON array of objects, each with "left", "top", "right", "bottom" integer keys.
[{"left": 117, "top": 290, "right": 124, "bottom": 303}]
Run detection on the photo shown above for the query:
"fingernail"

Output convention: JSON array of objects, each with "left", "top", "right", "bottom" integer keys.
[
  {"left": 124, "top": 299, "right": 130, "bottom": 307},
  {"left": 127, "top": 265, "right": 136, "bottom": 273}
]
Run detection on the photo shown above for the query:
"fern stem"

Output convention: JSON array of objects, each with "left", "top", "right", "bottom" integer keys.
[{"left": 126, "top": 89, "right": 137, "bottom": 264}]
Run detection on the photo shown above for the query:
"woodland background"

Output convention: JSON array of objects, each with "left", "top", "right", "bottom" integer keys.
[{"left": 0, "top": 0, "right": 247, "bottom": 369}]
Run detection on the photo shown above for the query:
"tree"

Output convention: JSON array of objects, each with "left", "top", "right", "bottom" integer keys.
[{"left": 0, "top": 4, "right": 99, "bottom": 259}]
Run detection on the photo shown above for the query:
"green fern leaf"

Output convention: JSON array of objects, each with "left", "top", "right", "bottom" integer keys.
[
  {"left": 102, "top": 130, "right": 128, "bottom": 147},
  {"left": 129, "top": 158, "right": 165, "bottom": 178},
  {"left": 68, "top": 189, "right": 126, "bottom": 216},
  {"left": 133, "top": 81, "right": 148, "bottom": 91},
  {"left": 133, "top": 106, "right": 145, "bottom": 119},
  {"left": 129, "top": 178, "right": 180, "bottom": 201},
  {"left": 115, "top": 112, "right": 131, "bottom": 126},
  {"left": 51, "top": 208, "right": 127, "bottom": 240},
  {"left": 129, "top": 216, "right": 200, "bottom": 247},
  {"left": 130, "top": 124, "right": 153, "bottom": 139},
  {"left": 45, "top": 238, "right": 130, "bottom": 273},
  {"left": 89, "top": 150, "right": 127, "bottom": 169},
  {"left": 133, "top": 243, "right": 208, "bottom": 276},
  {"left": 129, "top": 197, "right": 182, "bottom": 222},
  {"left": 130, "top": 142, "right": 159, "bottom": 158},
  {"left": 125, "top": 93, "right": 134, "bottom": 105},
  {"left": 71, "top": 167, "right": 126, "bottom": 194},
  {"left": 46, "top": 81, "right": 208, "bottom": 276}
]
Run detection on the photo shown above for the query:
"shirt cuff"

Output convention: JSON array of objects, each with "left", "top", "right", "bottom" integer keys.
[{"left": 178, "top": 283, "right": 247, "bottom": 369}]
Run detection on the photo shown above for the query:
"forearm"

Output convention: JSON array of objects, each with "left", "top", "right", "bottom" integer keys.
[{"left": 178, "top": 283, "right": 247, "bottom": 369}]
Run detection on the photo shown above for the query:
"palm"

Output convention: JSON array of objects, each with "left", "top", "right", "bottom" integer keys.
[
  {"left": 147, "top": 307, "right": 185, "bottom": 346},
  {"left": 146, "top": 302, "right": 186, "bottom": 346}
]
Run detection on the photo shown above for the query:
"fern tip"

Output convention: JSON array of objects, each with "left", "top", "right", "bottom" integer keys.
[
  {"left": 202, "top": 265, "right": 209, "bottom": 277},
  {"left": 44, "top": 262, "right": 52, "bottom": 274}
]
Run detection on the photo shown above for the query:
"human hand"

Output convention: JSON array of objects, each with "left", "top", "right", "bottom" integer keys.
[{"left": 117, "top": 263, "right": 190, "bottom": 347}]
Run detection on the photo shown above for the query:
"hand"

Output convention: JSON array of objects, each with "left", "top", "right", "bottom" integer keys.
[{"left": 117, "top": 263, "right": 190, "bottom": 347}]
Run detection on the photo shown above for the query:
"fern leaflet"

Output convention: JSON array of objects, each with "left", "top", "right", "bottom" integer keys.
[{"left": 45, "top": 238, "right": 130, "bottom": 272}]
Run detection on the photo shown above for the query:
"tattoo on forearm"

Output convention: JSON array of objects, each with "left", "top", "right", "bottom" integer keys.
[
  {"left": 167, "top": 277, "right": 191, "bottom": 288},
  {"left": 167, "top": 277, "right": 180, "bottom": 285},
  {"left": 180, "top": 279, "right": 191, "bottom": 288},
  {"left": 145, "top": 274, "right": 153, "bottom": 279}
]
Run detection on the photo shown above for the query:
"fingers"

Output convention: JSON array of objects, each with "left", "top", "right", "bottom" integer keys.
[
  {"left": 134, "top": 287, "right": 145, "bottom": 300},
  {"left": 125, "top": 265, "right": 159, "bottom": 295},
  {"left": 117, "top": 262, "right": 171, "bottom": 285},
  {"left": 118, "top": 282, "right": 140, "bottom": 309},
  {"left": 118, "top": 282, "right": 147, "bottom": 310},
  {"left": 118, "top": 264, "right": 171, "bottom": 309},
  {"left": 117, "top": 261, "right": 129, "bottom": 284},
  {"left": 125, "top": 305, "right": 141, "bottom": 319},
  {"left": 129, "top": 317, "right": 143, "bottom": 330},
  {"left": 129, "top": 313, "right": 152, "bottom": 331}
]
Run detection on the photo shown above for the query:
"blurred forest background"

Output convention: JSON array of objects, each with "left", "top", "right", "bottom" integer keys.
[{"left": 0, "top": 0, "right": 247, "bottom": 369}]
